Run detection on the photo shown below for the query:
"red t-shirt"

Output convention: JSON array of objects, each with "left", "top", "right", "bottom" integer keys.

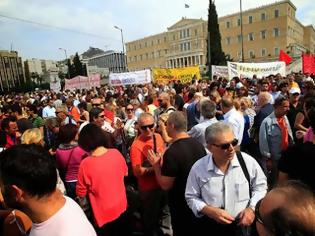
[
  {"left": 130, "top": 133, "right": 165, "bottom": 191},
  {"left": 76, "top": 149, "right": 128, "bottom": 227}
]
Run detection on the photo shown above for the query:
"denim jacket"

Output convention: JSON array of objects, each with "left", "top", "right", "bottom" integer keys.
[{"left": 259, "top": 112, "right": 294, "bottom": 161}]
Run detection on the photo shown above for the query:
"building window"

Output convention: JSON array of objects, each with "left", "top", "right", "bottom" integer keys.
[
  {"left": 184, "top": 43, "right": 187, "bottom": 51},
  {"left": 134, "top": 56, "right": 137, "bottom": 62},
  {"left": 128, "top": 57, "right": 131, "bottom": 62},
  {"left": 249, "top": 16, "right": 253, "bottom": 24},
  {"left": 180, "top": 44, "right": 183, "bottom": 52},
  {"left": 261, "top": 30, "right": 266, "bottom": 39},
  {"left": 226, "top": 37, "right": 231, "bottom": 45},
  {"left": 140, "top": 55, "right": 143, "bottom": 60},
  {"left": 273, "top": 28, "right": 280, "bottom": 37},
  {"left": 274, "top": 47, "right": 279, "bottom": 56},
  {"left": 249, "top": 50, "right": 255, "bottom": 58},
  {"left": 164, "top": 36, "right": 167, "bottom": 42},
  {"left": 151, "top": 52, "right": 154, "bottom": 58},
  {"left": 173, "top": 34, "right": 176, "bottom": 40},
  {"left": 261, "top": 48, "right": 267, "bottom": 57},
  {"left": 248, "top": 33, "right": 254, "bottom": 41},
  {"left": 195, "top": 29, "right": 198, "bottom": 36},
  {"left": 164, "top": 49, "right": 168, "bottom": 55},
  {"left": 226, "top": 21, "right": 230, "bottom": 28},
  {"left": 237, "top": 18, "right": 241, "bottom": 26},
  {"left": 134, "top": 45, "right": 137, "bottom": 50},
  {"left": 139, "top": 43, "right": 142, "bottom": 49},
  {"left": 187, "top": 42, "right": 191, "bottom": 51},
  {"left": 145, "top": 42, "right": 147, "bottom": 47},
  {"left": 146, "top": 53, "right": 148, "bottom": 59},
  {"left": 237, "top": 35, "right": 242, "bottom": 43},
  {"left": 186, "top": 29, "right": 190, "bottom": 37},
  {"left": 157, "top": 39, "right": 160, "bottom": 44},
  {"left": 275, "top": 9, "right": 279, "bottom": 18},
  {"left": 261, "top": 13, "right": 266, "bottom": 21},
  {"left": 151, "top": 41, "right": 154, "bottom": 46}
]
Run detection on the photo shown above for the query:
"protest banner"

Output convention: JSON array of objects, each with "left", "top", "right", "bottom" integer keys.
[
  {"left": 152, "top": 66, "right": 201, "bottom": 84},
  {"left": 65, "top": 74, "right": 101, "bottom": 90},
  {"left": 109, "top": 69, "right": 151, "bottom": 86},
  {"left": 50, "top": 80, "right": 61, "bottom": 92},
  {"left": 211, "top": 65, "right": 228, "bottom": 78},
  {"left": 228, "top": 61, "right": 286, "bottom": 79}
]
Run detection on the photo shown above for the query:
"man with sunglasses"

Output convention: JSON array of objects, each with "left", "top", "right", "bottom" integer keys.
[
  {"left": 130, "top": 113, "right": 171, "bottom": 236},
  {"left": 185, "top": 122, "right": 267, "bottom": 235}
]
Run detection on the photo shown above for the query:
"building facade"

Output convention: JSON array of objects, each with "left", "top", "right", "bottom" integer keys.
[
  {"left": 87, "top": 50, "right": 126, "bottom": 73},
  {"left": 0, "top": 50, "right": 25, "bottom": 91},
  {"left": 126, "top": 0, "right": 315, "bottom": 70},
  {"left": 219, "top": 0, "right": 315, "bottom": 62}
]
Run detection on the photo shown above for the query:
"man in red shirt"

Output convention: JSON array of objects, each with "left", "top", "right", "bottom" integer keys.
[
  {"left": 130, "top": 113, "right": 171, "bottom": 236},
  {"left": 1, "top": 116, "right": 19, "bottom": 149}
]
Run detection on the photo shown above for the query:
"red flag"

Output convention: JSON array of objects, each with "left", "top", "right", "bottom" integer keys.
[
  {"left": 302, "top": 53, "right": 315, "bottom": 74},
  {"left": 279, "top": 50, "right": 292, "bottom": 65}
]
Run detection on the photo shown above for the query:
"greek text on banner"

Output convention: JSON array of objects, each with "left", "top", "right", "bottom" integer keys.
[
  {"left": 109, "top": 69, "right": 151, "bottom": 86},
  {"left": 152, "top": 66, "right": 201, "bottom": 84},
  {"left": 228, "top": 61, "right": 286, "bottom": 79}
]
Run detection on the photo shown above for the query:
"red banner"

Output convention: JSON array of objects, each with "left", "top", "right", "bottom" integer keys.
[
  {"left": 302, "top": 53, "right": 315, "bottom": 74},
  {"left": 65, "top": 74, "right": 101, "bottom": 90}
]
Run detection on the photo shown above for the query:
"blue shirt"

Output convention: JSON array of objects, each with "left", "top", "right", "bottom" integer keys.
[{"left": 185, "top": 152, "right": 267, "bottom": 218}]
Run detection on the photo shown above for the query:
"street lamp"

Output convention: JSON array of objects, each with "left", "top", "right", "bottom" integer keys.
[
  {"left": 114, "top": 25, "right": 127, "bottom": 71},
  {"left": 59, "top": 47, "right": 71, "bottom": 79}
]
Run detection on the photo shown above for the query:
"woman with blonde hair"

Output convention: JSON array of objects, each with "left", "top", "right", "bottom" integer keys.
[{"left": 21, "top": 128, "right": 44, "bottom": 146}]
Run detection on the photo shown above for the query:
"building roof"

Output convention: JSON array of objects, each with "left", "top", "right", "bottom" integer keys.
[
  {"left": 218, "top": 0, "right": 296, "bottom": 20},
  {"left": 81, "top": 47, "right": 105, "bottom": 59},
  {"left": 167, "top": 17, "right": 205, "bottom": 30}
]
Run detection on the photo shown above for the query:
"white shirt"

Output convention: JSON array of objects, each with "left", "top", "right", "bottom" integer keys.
[
  {"left": 185, "top": 152, "right": 267, "bottom": 218},
  {"left": 42, "top": 106, "right": 56, "bottom": 118},
  {"left": 188, "top": 118, "right": 218, "bottom": 147},
  {"left": 30, "top": 197, "right": 96, "bottom": 236},
  {"left": 223, "top": 108, "right": 245, "bottom": 145}
]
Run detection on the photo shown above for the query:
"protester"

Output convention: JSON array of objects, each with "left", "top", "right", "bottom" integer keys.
[
  {"left": 0, "top": 144, "right": 96, "bottom": 236},
  {"left": 185, "top": 122, "right": 267, "bottom": 235},
  {"left": 77, "top": 123, "right": 128, "bottom": 235}
]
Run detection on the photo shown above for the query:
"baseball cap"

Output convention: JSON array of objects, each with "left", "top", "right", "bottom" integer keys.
[{"left": 289, "top": 87, "right": 301, "bottom": 94}]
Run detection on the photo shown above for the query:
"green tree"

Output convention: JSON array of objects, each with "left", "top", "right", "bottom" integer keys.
[
  {"left": 207, "top": 0, "right": 226, "bottom": 76},
  {"left": 72, "top": 52, "right": 86, "bottom": 77}
]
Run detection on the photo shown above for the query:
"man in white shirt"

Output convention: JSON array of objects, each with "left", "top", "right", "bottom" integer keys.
[
  {"left": 188, "top": 99, "right": 218, "bottom": 147},
  {"left": 185, "top": 122, "right": 267, "bottom": 235},
  {"left": 42, "top": 99, "right": 56, "bottom": 118},
  {"left": 221, "top": 96, "right": 245, "bottom": 148},
  {"left": 0, "top": 144, "right": 96, "bottom": 236}
]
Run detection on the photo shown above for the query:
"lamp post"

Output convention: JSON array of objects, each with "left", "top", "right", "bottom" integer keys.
[
  {"left": 240, "top": 0, "right": 245, "bottom": 62},
  {"left": 59, "top": 48, "right": 71, "bottom": 79},
  {"left": 114, "top": 25, "right": 127, "bottom": 71}
]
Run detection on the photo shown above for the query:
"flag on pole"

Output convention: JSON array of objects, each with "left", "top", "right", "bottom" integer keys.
[
  {"left": 279, "top": 50, "right": 292, "bottom": 65},
  {"left": 185, "top": 4, "right": 190, "bottom": 8}
]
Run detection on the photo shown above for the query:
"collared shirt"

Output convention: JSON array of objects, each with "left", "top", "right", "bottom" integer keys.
[
  {"left": 42, "top": 105, "right": 56, "bottom": 118},
  {"left": 185, "top": 152, "right": 267, "bottom": 218},
  {"left": 223, "top": 108, "right": 245, "bottom": 145},
  {"left": 188, "top": 117, "right": 218, "bottom": 147}
]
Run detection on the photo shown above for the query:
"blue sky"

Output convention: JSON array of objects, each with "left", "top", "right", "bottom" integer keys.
[{"left": 0, "top": 0, "right": 314, "bottom": 61}]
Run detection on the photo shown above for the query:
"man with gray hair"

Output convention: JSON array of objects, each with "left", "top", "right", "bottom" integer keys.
[
  {"left": 147, "top": 111, "right": 206, "bottom": 236},
  {"left": 188, "top": 99, "right": 218, "bottom": 147},
  {"left": 185, "top": 121, "right": 267, "bottom": 235}
]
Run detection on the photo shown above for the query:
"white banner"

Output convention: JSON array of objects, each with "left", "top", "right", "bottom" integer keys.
[
  {"left": 228, "top": 61, "right": 286, "bottom": 79},
  {"left": 212, "top": 65, "right": 228, "bottom": 78},
  {"left": 50, "top": 80, "right": 61, "bottom": 92},
  {"left": 109, "top": 69, "right": 151, "bottom": 86}
]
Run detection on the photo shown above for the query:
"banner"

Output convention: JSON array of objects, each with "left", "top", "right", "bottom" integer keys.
[
  {"left": 211, "top": 65, "right": 228, "bottom": 78},
  {"left": 50, "top": 80, "right": 61, "bottom": 92},
  {"left": 109, "top": 69, "right": 151, "bottom": 86},
  {"left": 152, "top": 66, "right": 201, "bottom": 84},
  {"left": 65, "top": 74, "right": 101, "bottom": 90},
  {"left": 228, "top": 61, "right": 286, "bottom": 79},
  {"left": 302, "top": 53, "right": 315, "bottom": 74}
]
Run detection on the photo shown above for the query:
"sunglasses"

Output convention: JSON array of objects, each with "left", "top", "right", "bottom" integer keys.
[
  {"left": 140, "top": 123, "right": 155, "bottom": 130},
  {"left": 255, "top": 199, "right": 264, "bottom": 225},
  {"left": 126, "top": 108, "right": 134, "bottom": 112},
  {"left": 98, "top": 114, "right": 105, "bottom": 118},
  {"left": 212, "top": 138, "right": 238, "bottom": 150}
]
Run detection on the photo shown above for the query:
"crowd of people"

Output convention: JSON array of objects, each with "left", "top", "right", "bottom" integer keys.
[{"left": 0, "top": 71, "right": 314, "bottom": 236}]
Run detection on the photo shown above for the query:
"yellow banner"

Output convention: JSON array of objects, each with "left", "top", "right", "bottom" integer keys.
[{"left": 152, "top": 66, "right": 201, "bottom": 84}]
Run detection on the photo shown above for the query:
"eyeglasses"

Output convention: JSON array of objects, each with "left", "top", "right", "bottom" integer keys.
[
  {"left": 255, "top": 199, "right": 264, "bottom": 225},
  {"left": 126, "top": 108, "right": 134, "bottom": 112},
  {"left": 140, "top": 123, "right": 155, "bottom": 130},
  {"left": 212, "top": 138, "right": 238, "bottom": 150}
]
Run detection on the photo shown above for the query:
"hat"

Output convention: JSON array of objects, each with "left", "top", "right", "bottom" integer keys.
[{"left": 289, "top": 87, "right": 301, "bottom": 94}]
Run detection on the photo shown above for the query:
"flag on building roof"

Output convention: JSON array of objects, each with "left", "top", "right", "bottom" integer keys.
[
  {"left": 185, "top": 4, "right": 190, "bottom": 8},
  {"left": 279, "top": 50, "right": 292, "bottom": 65}
]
